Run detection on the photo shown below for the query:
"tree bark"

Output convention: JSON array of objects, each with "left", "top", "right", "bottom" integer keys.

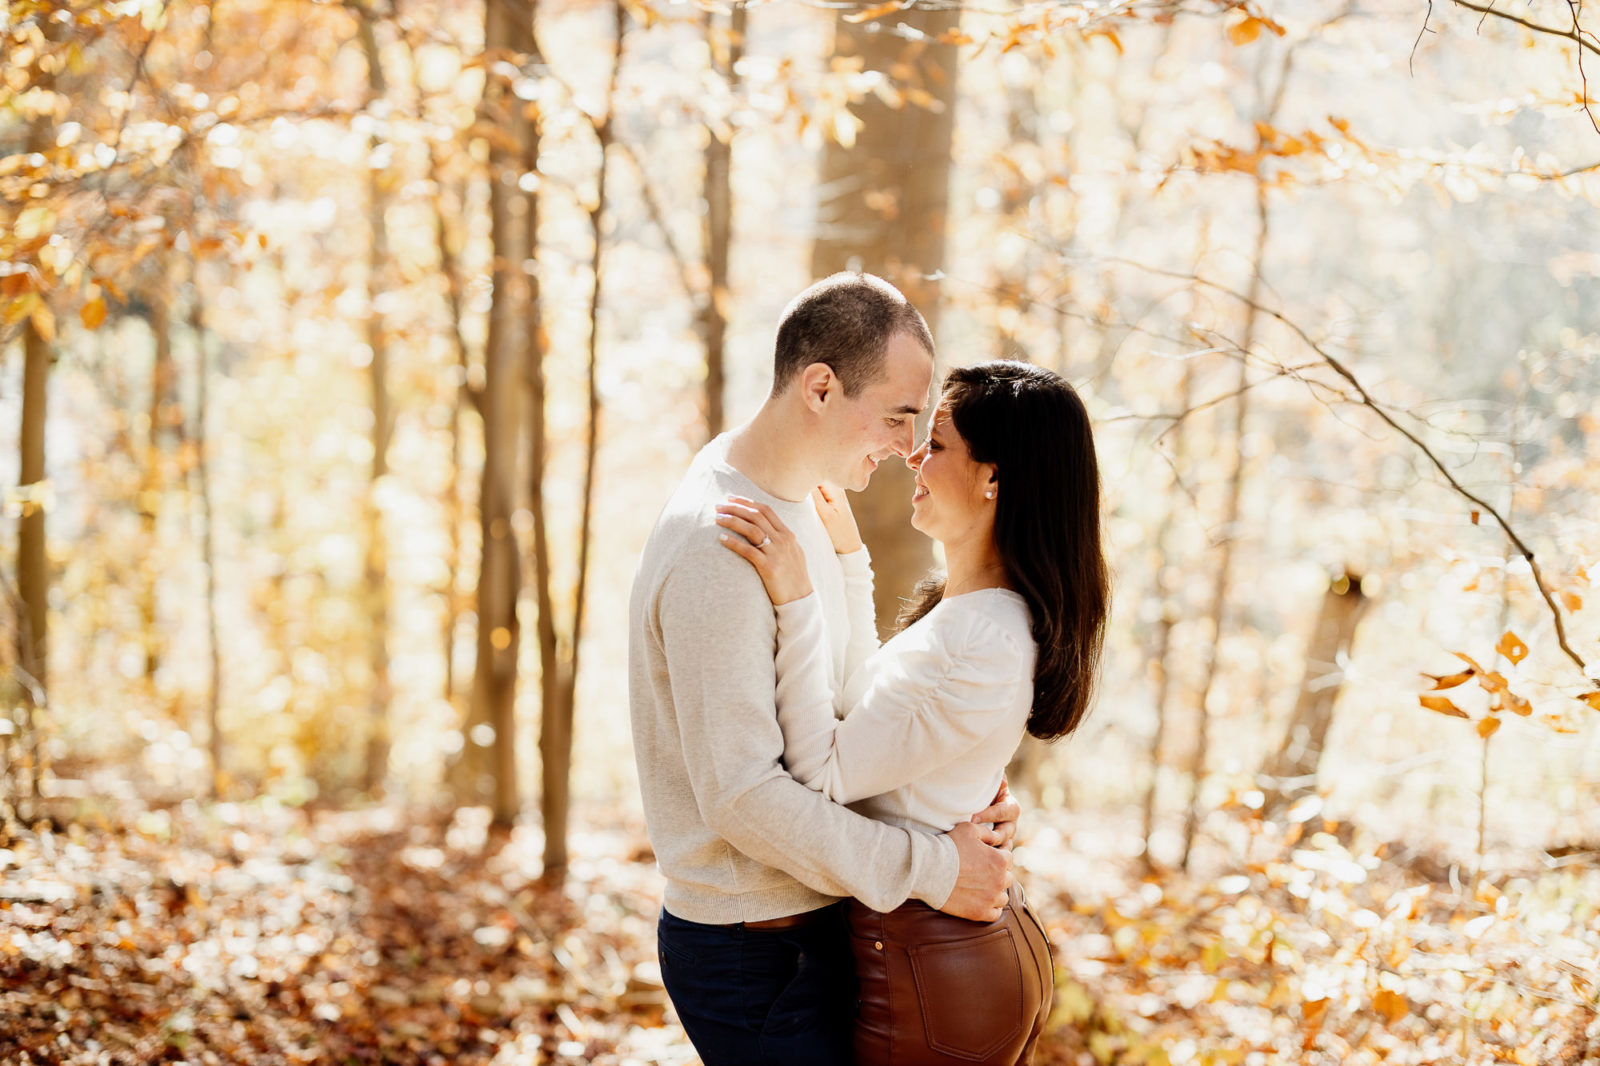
[
  {"left": 139, "top": 265, "right": 177, "bottom": 696},
  {"left": 534, "top": 0, "right": 623, "bottom": 877},
  {"left": 357, "top": 8, "right": 393, "bottom": 796},
  {"left": 1259, "top": 574, "right": 1368, "bottom": 813},
  {"left": 14, "top": 63, "right": 56, "bottom": 802},
  {"left": 700, "top": 1, "right": 744, "bottom": 441},
  {"left": 466, "top": 0, "right": 532, "bottom": 823},
  {"left": 188, "top": 281, "right": 224, "bottom": 798},
  {"left": 810, "top": 4, "right": 959, "bottom": 633}
]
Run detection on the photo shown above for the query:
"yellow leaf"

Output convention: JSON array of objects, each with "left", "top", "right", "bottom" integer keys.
[
  {"left": 1422, "top": 668, "right": 1474, "bottom": 690},
  {"left": 1561, "top": 591, "right": 1583, "bottom": 611},
  {"left": 1496, "top": 631, "right": 1529, "bottom": 664},
  {"left": 1419, "top": 695, "right": 1469, "bottom": 719},
  {"left": 1229, "top": 16, "right": 1263, "bottom": 44},
  {"left": 1477, "top": 715, "right": 1501, "bottom": 739},
  {"left": 1478, "top": 670, "right": 1509, "bottom": 696},
  {"left": 80, "top": 296, "right": 107, "bottom": 330},
  {"left": 1503, "top": 692, "right": 1532, "bottom": 717},
  {"left": 1578, "top": 691, "right": 1600, "bottom": 711}
]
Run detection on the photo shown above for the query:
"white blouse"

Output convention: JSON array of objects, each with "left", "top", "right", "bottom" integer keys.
[{"left": 772, "top": 551, "right": 1037, "bottom": 835}]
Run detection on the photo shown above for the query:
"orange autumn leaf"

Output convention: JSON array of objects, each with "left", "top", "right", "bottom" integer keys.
[
  {"left": 1561, "top": 591, "right": 1583, "bottom": 611},
  {"left": 1229, "top": 16, "right": 1264, "bottom": 44},
  {"left": 1422, "top": 669, "right": 1475, "bottom": 690},
  {"left": 1372, "top": 987, "right": 1409, "bottom": 1023},
  {"left": 844, "top": 1, "right": 903, "bottom": 23},
  {"left": 1420, "top": 695, "right": 1469, "bottom": 718},
  {"left": 1477, "top": 715, "right": 1502, "bottom": 739},
  {"left": 1577, "top": 691, "right": 1600, "bottom": 711},
  {"left": 80, "top": 296, "right": 107, "bottom": 330},
  {"left": 1503, "top": 691, "right": 1532, "bottom": 717},
  {"left": 1497, "top": 631, "right": 1529, "bottom": 664}
]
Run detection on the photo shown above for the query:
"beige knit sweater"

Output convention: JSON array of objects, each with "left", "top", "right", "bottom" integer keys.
[{"left": 628, "top": 434, "right": 958, "bottom": 925}]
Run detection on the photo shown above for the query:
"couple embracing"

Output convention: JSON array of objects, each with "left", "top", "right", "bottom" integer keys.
[{"left": 628, "top": 272, "right": 1111, "bottom": 1066}]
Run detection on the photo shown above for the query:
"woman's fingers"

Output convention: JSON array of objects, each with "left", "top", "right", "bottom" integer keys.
[
  {"left": 725, "top": 496, "right": 790, "bottom": 536},
  {"left": 714, "top": 510, "right": 767, "bottom": 546}
]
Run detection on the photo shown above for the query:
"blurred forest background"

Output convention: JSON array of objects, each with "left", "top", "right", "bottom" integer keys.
[{"left": 3, "top": 0, "right": 1600, "bottom": 1062}]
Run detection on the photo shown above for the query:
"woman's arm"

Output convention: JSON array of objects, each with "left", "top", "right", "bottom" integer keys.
[
  {"left": 715, "top": 495, "right": 1028, "bottom": 806},
  {"left": 772, "top": 603, "right": 1030, "bottom": 804}
]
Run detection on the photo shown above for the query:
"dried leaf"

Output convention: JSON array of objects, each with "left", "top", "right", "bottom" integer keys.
[
  {"left": 1422, "top": 669, "right": 1475, "bottom": 690},
  {"left": 1229, "top": 16, "right": 1263, "bottom": 44},
  {"left": 844, "top": 1, "right": 903, "bottom": 23},
  {"left": 1420, "top": 695, "right": 1469, "bottom": 719},
  {"left": 80, "top": 296, "right": 107, "bottom": 330},
  {"left": 1561, "top": 591, "right": 1583, "bottom": 611},
  {"left": 1477, "top": 715, "right": 1502, "bottom": 739},
  {"left": 1497, "top": 631, "right": 1529, "bottom": 664},
  {"left": 1579, "top": 691, "right": 1600, "bottom": 711},
  {"left": 1373, "top": 987, "right": 1409, "bottom": 1023}
]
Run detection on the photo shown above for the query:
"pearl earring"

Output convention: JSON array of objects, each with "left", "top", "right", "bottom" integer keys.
[{"left": 984, "top": 490, "right": 995, "bottom": 500}]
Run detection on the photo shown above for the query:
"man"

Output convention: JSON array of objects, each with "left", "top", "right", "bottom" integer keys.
[{"left": 629, "top": 273, "right": 1017, "bottom": 1065}]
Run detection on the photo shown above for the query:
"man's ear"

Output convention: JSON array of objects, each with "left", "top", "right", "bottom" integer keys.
[{"left": 797, "top": 362, "right": 836, "bottom": 414}]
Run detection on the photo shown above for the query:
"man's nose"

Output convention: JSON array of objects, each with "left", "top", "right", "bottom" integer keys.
[{"left": 891, "top": 424, "right": 916, "bottom": 459}]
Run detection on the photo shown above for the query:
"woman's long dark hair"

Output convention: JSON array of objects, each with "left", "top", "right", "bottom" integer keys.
[{"left": 897, "top": 361, "right": 1110, "bottom": 741}]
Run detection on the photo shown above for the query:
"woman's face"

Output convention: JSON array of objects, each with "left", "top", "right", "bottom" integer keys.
[{"left": 906, "top": 401, "right": 996, "bottom": 545}]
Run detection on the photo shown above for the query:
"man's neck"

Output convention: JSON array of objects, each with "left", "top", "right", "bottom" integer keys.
[{"left": 724, "top": 402, "right": 818, "bottom": 503}]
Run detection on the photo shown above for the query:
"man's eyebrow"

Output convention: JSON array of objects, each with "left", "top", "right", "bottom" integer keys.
[{"left": 891, "top": 402, "right": 922, "bottom": 415}]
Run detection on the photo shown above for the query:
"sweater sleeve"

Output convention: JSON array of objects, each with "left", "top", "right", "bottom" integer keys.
[
  {"left": 836, "top": 548, "right": 880, "bottom": 699},
  {"left": 772, "top": 599, "right": 1032, "bottom": 805},
  {"left": 656, "top": 544, "right": 958, "bottom": 912}
]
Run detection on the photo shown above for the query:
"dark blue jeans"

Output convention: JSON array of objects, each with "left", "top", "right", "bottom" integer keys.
[{"left": 657, "top": 904, "right": 855, "bottom": 1066}]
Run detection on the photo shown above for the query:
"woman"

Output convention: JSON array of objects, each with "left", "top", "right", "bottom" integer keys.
[{"left": 713, "top": 360, "right": 1111, "bottom": 1066}]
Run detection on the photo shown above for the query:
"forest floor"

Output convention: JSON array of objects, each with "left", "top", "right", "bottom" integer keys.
[{"left": 1, "top": 792, "right": 1597, "bottom": 1066}]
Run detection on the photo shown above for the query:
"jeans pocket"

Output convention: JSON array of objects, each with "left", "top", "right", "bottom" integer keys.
[{"left": 908, "top": 927, "right": 1024, "bottom": 1061}]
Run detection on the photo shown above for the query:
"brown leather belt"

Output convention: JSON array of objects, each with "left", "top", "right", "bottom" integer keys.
[{"left": 725, "top": 907, "right": 830, "bottom": 931}]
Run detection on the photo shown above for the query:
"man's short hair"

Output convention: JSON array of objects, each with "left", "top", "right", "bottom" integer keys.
[{"left": 771, "top": 272, "right": 935, "bottom": 397}]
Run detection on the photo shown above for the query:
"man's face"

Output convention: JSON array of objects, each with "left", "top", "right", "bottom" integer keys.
[{"left": 822, "top": 331, "right": 935, "bottom": 492}]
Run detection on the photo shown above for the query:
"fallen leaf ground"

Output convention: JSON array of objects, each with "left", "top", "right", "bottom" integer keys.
[{"left": 2, "top": 799, "right": 1596, "bottom": 1065}]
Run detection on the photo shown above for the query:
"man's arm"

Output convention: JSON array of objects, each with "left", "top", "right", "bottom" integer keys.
[{"left": 656, "top": 544, "right": 998, "bottom": 915}]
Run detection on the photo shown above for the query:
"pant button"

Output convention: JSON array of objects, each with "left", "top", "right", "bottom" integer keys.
[{"left": 874, "top": 941, "right": 883, "bottom": 951}]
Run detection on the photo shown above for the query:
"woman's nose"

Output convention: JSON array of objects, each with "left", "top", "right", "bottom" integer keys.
[{"left": 906, "top": 442, "right": 927, "bottom": 471}]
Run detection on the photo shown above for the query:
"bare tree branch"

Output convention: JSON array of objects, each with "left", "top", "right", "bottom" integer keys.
[
  {"left": 1449, "top": 0, "right": 1600, "bottom": 56},
  {"left": 1114, "top": 258, "right": 1594, "bottom": 679}
]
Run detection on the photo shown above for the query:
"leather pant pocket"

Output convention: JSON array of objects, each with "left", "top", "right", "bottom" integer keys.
[{"left": 907, "top": 927, "right": 1024, "bottom": 1061}]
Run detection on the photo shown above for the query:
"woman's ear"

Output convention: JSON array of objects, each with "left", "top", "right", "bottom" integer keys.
[
  {"left": 798, "top": 362, "right": 836, "bottom": 414},
  {"left": 980, "top": 464, "right": 999, "bottom": 501}
]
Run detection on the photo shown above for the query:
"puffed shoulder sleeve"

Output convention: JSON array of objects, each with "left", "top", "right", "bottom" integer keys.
[{"left": 773, "top": 602, "right": 1033, "bottom": 805}]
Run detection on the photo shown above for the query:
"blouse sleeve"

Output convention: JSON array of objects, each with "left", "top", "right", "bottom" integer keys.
[
  {"left": 836, "top": 548, "right": 880, "bottom": 698},
  {"left": 771, "top": 599, "right": 1031, "bottom": 805}
]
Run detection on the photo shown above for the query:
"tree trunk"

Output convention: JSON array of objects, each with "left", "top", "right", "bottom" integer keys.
[
  {"left": 1260, "top": 574, "right": 1369, "bottom": 813},
  {"left": 810, "top": 4, "right": 960, "bottom": 633},
  {"left": 189, "top": 281, "right": 224, "bottom": 798},
  {"left": 13, "top": 50, "right": 56, "bottom": 806},
  {"left": 1179, "top": 50, "right": 1293, "bottom": 873},
  {"left": 139, "top": 266, "right": 177, "bottom": 696},
  {"left": 465, "top": 0, "right": 532, "bottom": 823},
  {"left": 534, "top": 0, "right": 623, "bottom": 877},
  {"left": 428, "top": 140, "right": 474, "bottom": 723},
  {"left": 358, "top": 9, "right": 393, "bottom": 796},
  {"left": 700, "top": 1, "right": 744, "bottom": 441},
  {"left": 1141, "top": 253, "right": 1203, "bottom": 868}
]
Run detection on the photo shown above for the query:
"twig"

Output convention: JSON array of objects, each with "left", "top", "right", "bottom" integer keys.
[
  {"left": 1448, "top": 0, "right": 1600, "bottom": 56},
  {"left": 1113, "top": 258, "right": 1593, "bottom": 680}
]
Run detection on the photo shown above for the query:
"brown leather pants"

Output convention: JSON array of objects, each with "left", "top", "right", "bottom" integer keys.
[{"left": 848, "top": 883, "right": 1054, "bottom": 1066}]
